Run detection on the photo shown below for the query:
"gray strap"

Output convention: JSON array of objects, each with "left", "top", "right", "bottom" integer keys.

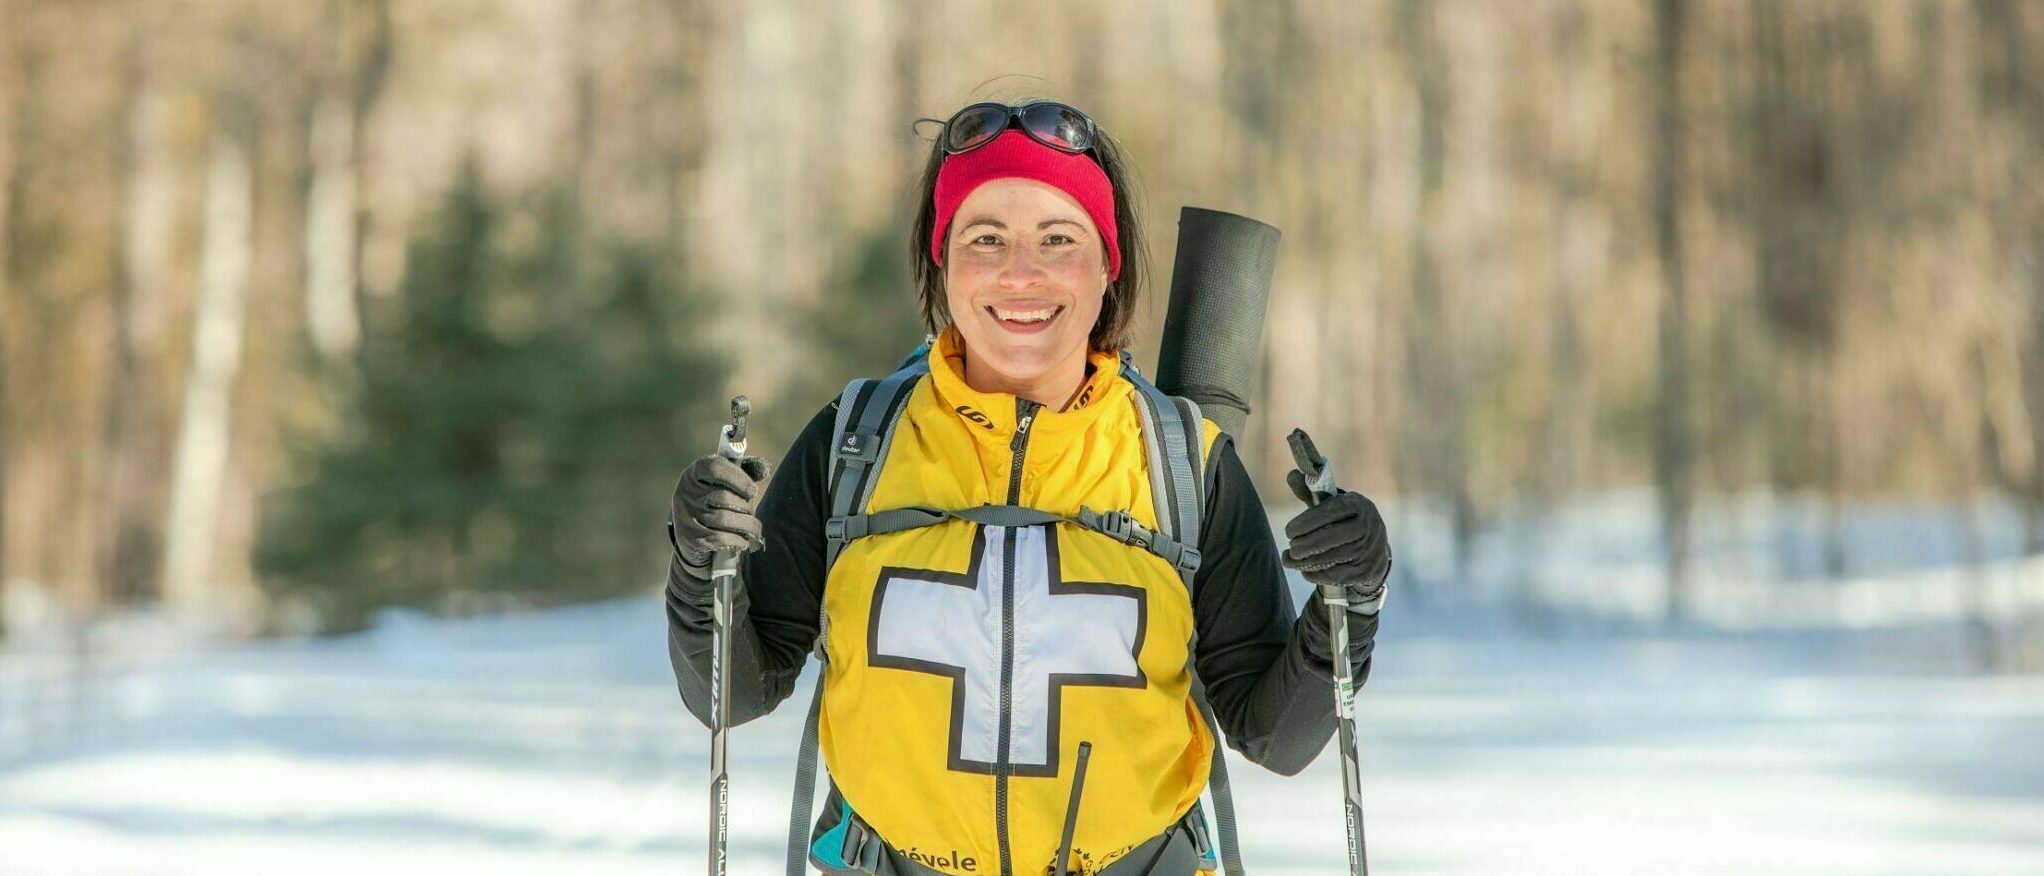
[
  {"left": 1169, "top": 396, "right": 1207, "bottom": 549},
  {"left": 937, "top": 505, "right": 1065, "bottom": 529},
  {"left": 1072, "top": 507, "right": 1200, "bottom": 574},
  {"left": 964, "top": 505, "right": 1199, "bottom": 573},
  {"left": 791, "top": 376, "right": 876, "bottom": 875},
  {"left": 1147, "top": 388, "right": 1202, "bottom": 575},
  {"left": 799, "top": 359, "right": 927, "bottom": 873},
  {"left": 1189, "top": 672, "right": 1244, "bottom": 875},
  {"left": 824, "top": 364, "right": 928, "bottom": 570},
  {"left": 825, "top": 381, "right": 867, "bottom": 513},
  {"left": 826, "top": 505, "right": 1049, "bottom": 541},
  {"left": 826, "top": 504, "right": 1201, "bottom": 575},
  {"left": 1130, "top": 383, "right": 1177, "bottom": 545},
  {"left": 1124, "top": 361, "right": 1238, "bottom": 872},
  {"left": 786, "top": 675, "right": 826, "bottom": 876},
  {"left": 794, "top": 378, "right": 862, "bottom": 876},
  {"left": 1175, "top": 395, "right": 1237, "bottom": 873},
  {"left": 1124, "top": 368, "right": 1205, "bottom": 589},
  {"left": 822, "top": 379, "right": 870, "bottom": 566},
  {"left": 826, "top": 506, "right": 953, "bottom": 541}
]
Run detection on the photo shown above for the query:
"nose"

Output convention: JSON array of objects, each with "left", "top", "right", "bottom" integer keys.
[{"left": 996, "top": 245, "right": 1048, "bottom": 291}]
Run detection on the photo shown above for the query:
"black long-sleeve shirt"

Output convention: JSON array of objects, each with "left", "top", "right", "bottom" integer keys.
[{"left": 665, "top": 398, "right": 1374, "bottom": 776}]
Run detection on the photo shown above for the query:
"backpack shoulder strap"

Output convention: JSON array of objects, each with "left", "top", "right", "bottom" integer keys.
[
  {"left": 1119, "top": 351, "right": 1208, "bottom": 589},
  {"left": 823, "top": 358, "right": 929, "bottom": 571},
  {"left": 791, "top": 352, "right": 927, "bottom": 876},
  {"left": 1118, "top": 352, "right": 1243, "bottom": 875}
]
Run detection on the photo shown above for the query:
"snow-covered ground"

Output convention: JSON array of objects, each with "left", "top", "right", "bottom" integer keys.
[
  {"left": 1390, "top": 489, "right": 2044, "bottom": 635},
  {"left": 4, "top": 583, "right": 2041, "bottom": 876}
]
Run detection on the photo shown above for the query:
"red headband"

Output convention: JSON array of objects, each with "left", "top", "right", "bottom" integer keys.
[{"left": 930, "top": 129, "right": 1121, "bottom": 281}]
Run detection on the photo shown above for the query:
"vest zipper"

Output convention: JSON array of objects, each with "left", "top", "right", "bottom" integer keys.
[{"left": 996, "top": 397, "right": 1039, "bottom": 876}]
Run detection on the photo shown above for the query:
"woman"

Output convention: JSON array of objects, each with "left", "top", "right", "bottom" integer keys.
[{"left": 666, "top": 99, "right": 1390, "bottom": 876}]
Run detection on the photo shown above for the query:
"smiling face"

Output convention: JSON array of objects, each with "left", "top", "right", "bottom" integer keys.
[{"left": 942, "top": 178, "right": 1111, "bottom": 405}]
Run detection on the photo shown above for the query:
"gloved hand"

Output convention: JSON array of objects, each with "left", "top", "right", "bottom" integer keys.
[
  {"left": 1283, "top": 475, "right": 1390, "bottom": 670},
  {"left": 1281, "top": 472, "right": 1391, "bottom": 616},
  {"left": 667, "top": 452, "right": 773, "bottom": 588}
]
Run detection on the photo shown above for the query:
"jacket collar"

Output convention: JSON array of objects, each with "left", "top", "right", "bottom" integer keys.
[{"left": 925, "top": 327, "right": 1128, "bottom": 442}]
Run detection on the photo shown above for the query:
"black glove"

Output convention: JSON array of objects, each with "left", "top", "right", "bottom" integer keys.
[
  {"left": 667, "top": 452, "right": 773, "bottom": 586},
  {"left": 1283, "top": 475, "right": 1390, "bottom": 670},
  {"left": 1281, "top": 472, "right": 1391, "bottom": 616}
]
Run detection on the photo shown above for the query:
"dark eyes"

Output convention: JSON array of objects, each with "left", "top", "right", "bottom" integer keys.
[{"left": 966, "top": 232, "right": 1079, "bottom": 247}]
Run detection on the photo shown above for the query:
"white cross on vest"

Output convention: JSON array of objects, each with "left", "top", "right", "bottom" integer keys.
[{"left": 869, "top": 524, "right": 1147, "bottom": 778}]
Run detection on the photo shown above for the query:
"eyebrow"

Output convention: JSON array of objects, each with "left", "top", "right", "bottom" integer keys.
[{"left": 956, "top": 216, "right": 1088, "bottom": 233}]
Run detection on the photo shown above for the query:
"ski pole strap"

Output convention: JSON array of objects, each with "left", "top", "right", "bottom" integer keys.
[{"left": 825, "top": 504, "right": 1202, "bottom": 575}]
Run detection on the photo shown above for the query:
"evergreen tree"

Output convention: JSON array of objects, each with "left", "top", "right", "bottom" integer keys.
[
  {"left": 814, "top": 226, "right": 930, "bottom": 380},
  {"left": 764, "top": 226, "right": 928, "bottom": 445},
  {"left": 257, "top": 159, "right": 725, "bottom": 632}
]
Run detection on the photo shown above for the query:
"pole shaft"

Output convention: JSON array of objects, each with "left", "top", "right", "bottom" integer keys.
[
  {"left": 708, "top": 397, "right": 748, "bottom": 876},
  {"left": 1326, "top": 590, "right": 1368, "bottom": 876},
  {"left": 1292, "top": 429, "right": 1367, "bottom": 876},
  {"left": 709, "top": 562, "right": 734, "bottom": 876}
]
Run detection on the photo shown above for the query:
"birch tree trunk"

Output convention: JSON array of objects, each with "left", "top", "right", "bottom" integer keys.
[
  {"left": 160, "top": 127, "right": 253, "bottom": 624},
  {"left": 0, "top": 13, "right": 15, "bottom": 639},
  {"left": 1972, "top": 0, "right": 2044, "bottom": 554},
  {"left": 664, "top": 0, "right": 714, "bottom": 250},
  {"left": 303, "top": 92, "right": 360, "bottom": 358},
  {"left": 1398, "top": 0, "right": 1473, "bottom": 579},
  {"left": 1652, "top": 0, "right": 1694, "bottom": 623},
  {"left": 101, "top": 25, "right": 175, "bottom": 604},
  {"left": 0, "top": 0, "right": 38, "bottom": 637}
]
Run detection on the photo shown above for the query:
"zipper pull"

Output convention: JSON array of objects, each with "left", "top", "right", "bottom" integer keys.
[{"left": 1010, "top": 401, "right": 1039, "bottom": 453}]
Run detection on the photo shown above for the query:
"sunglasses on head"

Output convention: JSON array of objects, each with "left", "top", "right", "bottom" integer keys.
[{"left": 941, "top": 100, "right": 1099, "bottom": 157}]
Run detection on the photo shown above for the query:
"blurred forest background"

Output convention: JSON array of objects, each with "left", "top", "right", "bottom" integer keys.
[{"left": 2, "top": 0, "right": 2041, "bottom": 666}]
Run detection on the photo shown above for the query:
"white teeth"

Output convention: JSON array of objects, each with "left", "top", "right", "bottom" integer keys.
[{"left": 992, "top": 306, "right": 1059, "bottom": 323}]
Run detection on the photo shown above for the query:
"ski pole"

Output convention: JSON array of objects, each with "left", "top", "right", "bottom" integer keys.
[
  {"left": 1287, "top": 428, "right": 1368, "bottom": 876},
  {"left": 709, "top": 396, "right": 749, "bottom": 876}
]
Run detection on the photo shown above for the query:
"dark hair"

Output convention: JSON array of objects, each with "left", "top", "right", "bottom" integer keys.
[{"left": 908, "top": 107, "right": 1147, "bottom": 353}]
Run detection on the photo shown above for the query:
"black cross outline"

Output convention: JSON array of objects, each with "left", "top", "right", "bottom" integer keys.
[{"left": 867, "top": 524, "right": 1148, "bottom": 778}]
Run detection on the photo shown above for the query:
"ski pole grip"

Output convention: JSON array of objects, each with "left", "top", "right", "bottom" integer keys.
[
  {"left": 1287, "top": 428, "right": 1338, "bottom": 505},
  {"left": 711, "top": 395, "right": 751, "bottom": 581},
  {"left": 718, "top": 396, "right": 750, "bottom": 461}
]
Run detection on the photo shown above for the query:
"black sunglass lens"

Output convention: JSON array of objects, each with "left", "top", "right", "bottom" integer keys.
[
  {"left": 946, "top": 105, "right": 1010, "bottom": 153},
  {"left": 1020, "top": 103, "right": 1091, "bottom": 152}
]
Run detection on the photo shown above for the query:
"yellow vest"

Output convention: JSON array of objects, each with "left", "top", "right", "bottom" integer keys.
[{"left": 818, "top": 328, "right": 1222, "bottom": 875}]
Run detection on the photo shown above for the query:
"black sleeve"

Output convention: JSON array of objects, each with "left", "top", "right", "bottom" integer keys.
[
  {"left": 665, "top": 400, "right": 836, "bottom": 729},
  {"left": 1189, "top": 434, "right": 1378, "bottom": 777}
]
